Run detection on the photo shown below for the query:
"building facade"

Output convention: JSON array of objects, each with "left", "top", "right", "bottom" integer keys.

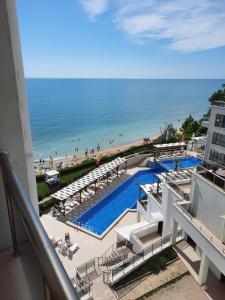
[{"left": 203, "top": 103, "right": 225, "bottom": 166}]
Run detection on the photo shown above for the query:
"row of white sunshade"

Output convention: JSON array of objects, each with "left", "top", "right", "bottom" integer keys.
[{"left": 51, "top": 157, "right": 126, "bottom": 201}]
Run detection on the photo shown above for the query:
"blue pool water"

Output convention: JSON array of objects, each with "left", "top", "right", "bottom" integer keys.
[
  {"left": 74, "top": 157, "right": 201, "bottom": 235},
  {"left": 159, "top": 157, "right": 202, "bottom": 171}
]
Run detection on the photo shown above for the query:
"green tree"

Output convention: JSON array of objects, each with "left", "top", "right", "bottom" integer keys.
[
  {"left": 209, "top": 84, "right": 225, "bottom": 104},
  {"left": 159, "top": 123, "right": 177, "bottom": 143},
  {"left": 181, "top": 115, "right": 206, "bottom": 139}
]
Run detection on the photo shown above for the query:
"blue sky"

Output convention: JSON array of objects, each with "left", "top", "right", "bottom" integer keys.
[{"left": 16, "top": 0, "right": 225, "bottom": 78}]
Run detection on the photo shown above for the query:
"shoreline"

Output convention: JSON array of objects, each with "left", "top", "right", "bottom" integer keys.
[{"left": 34, "top": 132, "right": 159, "bottom": 173}]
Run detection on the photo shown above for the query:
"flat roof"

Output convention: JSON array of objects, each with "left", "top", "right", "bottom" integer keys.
[
  {"left": 115, "top": 221, "right": 149, "bottom": 241},
  {"left": 154, "top": 142, "right": 187, "bottom": 149},
  {"left": 45, "top": 170, "right": 59, "bottom": 176}
]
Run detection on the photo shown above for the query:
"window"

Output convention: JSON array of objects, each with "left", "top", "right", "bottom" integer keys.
[
  {"left": 212, "top": 132, "right": 225, "bottom": 148},
  {"left": 215, "top": 114, "right": 225, "bottom": 128},
  {"left": 209, "top": 149, "right": 225, "bottom": 166}
]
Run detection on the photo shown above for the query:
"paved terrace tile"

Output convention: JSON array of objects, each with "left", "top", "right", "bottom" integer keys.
[{"left": 41, "top": 211, "right": 140, "bottom": 278}]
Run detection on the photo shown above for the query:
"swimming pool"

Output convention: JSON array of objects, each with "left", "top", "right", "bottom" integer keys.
[
  {"left": 74, "top": 156, "right": 201, "bottom": 236},
  {"left": 159, "top": 156, "right": 202, "bottom": 171}
]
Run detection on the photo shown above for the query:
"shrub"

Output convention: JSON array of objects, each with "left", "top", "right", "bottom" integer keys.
[
  {"left": 148, "top": 256, "right": 161, "bottom": 273},
  {"left": 39, "top": 198, "right": 55, "bottom": 215},
  {"left": 163, "top": 247, "right": 178, "bottom": 261}
]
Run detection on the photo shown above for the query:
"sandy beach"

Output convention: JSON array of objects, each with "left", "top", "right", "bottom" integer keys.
[{"left": 34, "top": 133, "right": 159, "bottom": 174}]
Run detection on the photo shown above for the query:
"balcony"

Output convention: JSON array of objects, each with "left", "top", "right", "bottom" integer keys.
[
  {"left": 196, "top": 164, "right": 225, "bottom": 192},
  {"left": 201, "top": 120, "right": 209, "bottom": 128},
  {"left": 173, "top": 203, "right": 225, "bottom": 256},
  {"left": 0, "top": 151, "right": 80, "bottom": 300}
]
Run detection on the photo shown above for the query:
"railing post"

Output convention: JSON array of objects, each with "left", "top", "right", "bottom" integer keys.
[{"left": 4, "top": 183, "right": 19, "bottom": 257}]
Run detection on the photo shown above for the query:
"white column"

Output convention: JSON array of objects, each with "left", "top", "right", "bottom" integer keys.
[
  {"left": 171, "top": 218, "right": 178, "bottom": 245},
  {"left": 0, "top": 0, "right": 38, "bottom": 249},
  {"left": 181, "top": 229, "right": 187, "bottom": 240},
  {"left": 199, "top": 252, "right": 209, "bottom": 285}
]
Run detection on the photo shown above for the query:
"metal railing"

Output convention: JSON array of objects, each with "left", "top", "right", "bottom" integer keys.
[
  {"left": 139, "top": 199, "right": 148, "bottom": 212},
  {"left": 196, "top": 164, "right": 225, "bottom": 191},
  {"left": 130, "top": 223, "right": 157, "bottom": 249},
  {"left": 0, "top": 150, "right": 79, "bottom": 300},
  {"left": 76, "top": 240, "right": 128, "bottom": 283},
  {"left": 110, "top": 231, "right": 182, "bottom": 282},
  {"left": 174, "top": 203, "right": 225, "bottom": 255},
  {"left": 168, "top": 182, "right": 190, "bottom": 201}
]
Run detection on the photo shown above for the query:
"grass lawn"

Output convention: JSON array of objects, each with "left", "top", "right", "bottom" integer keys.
[{"left": 37, "top": 168, "right": 93, "bottom": 200}]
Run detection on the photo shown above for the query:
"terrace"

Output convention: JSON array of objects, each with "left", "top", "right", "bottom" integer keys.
[
  {"left": 138, "top": 169, "right": 192, "bottom": 210},
  {"left": 196, "top": 164, "right": 225, "bottom": 192}
]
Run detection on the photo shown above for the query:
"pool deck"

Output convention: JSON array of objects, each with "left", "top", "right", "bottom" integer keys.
[{"left": 41, "top": 211, "right": 141, "bottom": 278}]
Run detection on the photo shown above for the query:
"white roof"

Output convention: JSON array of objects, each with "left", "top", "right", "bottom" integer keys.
[
  {"left": 156, "top": 169, "right": 191, "bottom": 182},
  {"left": 115, "top": 221, "right": 149, "bottom": 241},
  {"left": 45, "top": 170, "right": 59, "bottom": 176},
  {"left": 151, "top": 212, "right": 163, "bottom": 222},
  {"left": 51, "top": 157, "right": 126, "bottom": 201},
  {"left": 154, "top": 142, "right": 187, "bottom": 149}
]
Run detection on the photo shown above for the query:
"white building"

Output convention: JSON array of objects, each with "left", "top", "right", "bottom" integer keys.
[
  {"left": 202, "top": 102, "right": 225, "bottom": 166},
  {"left": 137, "top": 158, "right": 225, "bottom": 286}
]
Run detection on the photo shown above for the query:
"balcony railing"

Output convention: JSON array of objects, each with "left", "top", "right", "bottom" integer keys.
[
  {"left": 0, "top": 150, "right": 79, "bottom": 300},
  {"left": 168, "top": 182, "right": 190, "bottom": 201},
  {"left": 174, "top": 203, "right": 225, "bottom": 255},
  {"left": 196, "top": 164, "right": 225, "bottom": 191}
]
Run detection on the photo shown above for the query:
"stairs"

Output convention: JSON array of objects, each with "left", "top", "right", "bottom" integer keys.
[{"left": 76, "top": 242, "right": 130, "bottom": 285}]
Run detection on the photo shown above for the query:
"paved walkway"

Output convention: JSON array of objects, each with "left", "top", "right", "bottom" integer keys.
[
  {"left": 41, "top": 211, "right": 139, "bottom": 278},
  {"left": 175, "top": 241, "right": 225, "bottom": 300},
  {"left": 120, "top": 259, "right": 187, "bottom": 300},
  {"left": 145, "top": 274, "right": 208, "bottom": 300},
  {"left": 91, "top": 275, "right": 116, "bottom": 300}
]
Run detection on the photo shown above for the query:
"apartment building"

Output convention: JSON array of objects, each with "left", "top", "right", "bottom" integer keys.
[{"left": 203, "top": 103, "right": 225, "bottom": 166}]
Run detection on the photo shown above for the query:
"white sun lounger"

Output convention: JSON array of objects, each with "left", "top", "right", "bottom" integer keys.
[{"left": 67, "top": 243, "right": 79, "bottom": 257}]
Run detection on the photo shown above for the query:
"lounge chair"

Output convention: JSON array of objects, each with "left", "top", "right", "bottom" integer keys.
[{"left": 67, "top": 243, "right": 79, "bottom": 257}]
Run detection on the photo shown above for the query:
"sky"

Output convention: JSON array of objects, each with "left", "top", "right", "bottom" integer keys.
[{"left": 16, "top": 0, "right": 225, "bottom": 79}]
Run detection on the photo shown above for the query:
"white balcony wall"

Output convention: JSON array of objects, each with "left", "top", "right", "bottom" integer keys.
[
  {"left": 191, "top": 173, "right": 225, "bottom": 241},
  {"left": 0, "top": 0, "right": 38, "bottom": 248}
]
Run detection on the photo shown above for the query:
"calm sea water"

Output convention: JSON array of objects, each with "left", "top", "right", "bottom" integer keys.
[{"left": 26, "top": 79, "right": 224, "bottom": 160}]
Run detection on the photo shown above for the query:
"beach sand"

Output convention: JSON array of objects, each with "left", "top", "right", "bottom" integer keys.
[{"left": 34, "top": 133, "right": 159, "bottom": 174}]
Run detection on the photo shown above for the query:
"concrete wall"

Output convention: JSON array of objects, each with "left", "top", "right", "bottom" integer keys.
[
  {"left": 135, "top": 223, "right": 157, "bottom": 239},
  {"left": 171, "top": 202, "right": 225, "bottom": 276},
  {"left": 161, "top": 184, "right": 181, "bottom": 237},
  {"left": 0, "top": 0, "right": 38, "bottom": 250},
  {"left": 137, "top": 192, "right": 162, "bottom": 224},
  {"left": 131, "top": 223, "right": 157, "bottom": 253},
  {"left": 191, "top": 173, "right": 225, "bottom": 241}
]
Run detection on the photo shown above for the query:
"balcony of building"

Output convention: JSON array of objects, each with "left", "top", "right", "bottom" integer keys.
[
  {"left": 167, "top": 181, "right": 225, "bottom": 284},
  {"left": 0, "top": 151, "right": 81, "bottom": 300},
  {"left": 201, "top": 120, "right": 209, "bottom": 128},
  {"left": 196, "top": 164, "right": 225, "bottom": 192}
]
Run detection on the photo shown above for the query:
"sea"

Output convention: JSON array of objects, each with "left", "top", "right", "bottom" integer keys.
[{"left": 26, "top": 79, "right": 225, "bottom": 160}]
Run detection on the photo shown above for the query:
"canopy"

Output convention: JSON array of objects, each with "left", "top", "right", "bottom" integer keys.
[
  {"left": 51, "top": 157, "right": 126, "bottom": 201},
  {"left": 45, "top": 170, "right": 59, "bottom": 177},
  {"left": 154, "top": 142, "right": 187, "bottom": 150}
]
